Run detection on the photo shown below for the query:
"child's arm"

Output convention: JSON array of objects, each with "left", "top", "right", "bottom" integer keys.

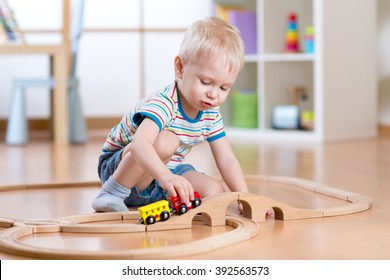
[
  {"left": 129, "top": 118, "right": 194, "bottom": 204},
  {"left": 209, "top": 137, "right": 249, "bottom": 193}
]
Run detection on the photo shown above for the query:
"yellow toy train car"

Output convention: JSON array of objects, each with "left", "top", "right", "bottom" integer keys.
[{"left": 138, "top": 200, "right": 171, "bottom": 225}]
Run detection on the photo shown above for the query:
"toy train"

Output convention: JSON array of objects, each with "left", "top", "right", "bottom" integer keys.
[{"left": 138, "top": 192, "right": 202, "bottom": 225}]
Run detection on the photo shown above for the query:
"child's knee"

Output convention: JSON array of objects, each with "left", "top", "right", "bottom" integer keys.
[
  {"left": 214, "top": 181, "right": 225, "bottom": 194},
  {"left": 154, "top": 130, "right": 179, "bottom": 161},
  {"left": 203, "top": 180, "right": 225, "bottom": 197}
]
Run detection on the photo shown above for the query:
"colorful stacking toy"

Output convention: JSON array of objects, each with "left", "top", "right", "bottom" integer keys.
[{"left": 285, "top": 12, "right": 299, "bottom": 53}]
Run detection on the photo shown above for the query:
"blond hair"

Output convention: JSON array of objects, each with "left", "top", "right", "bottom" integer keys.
[{"left": 178, "top": 16, "right": 245, "bottom": 73}]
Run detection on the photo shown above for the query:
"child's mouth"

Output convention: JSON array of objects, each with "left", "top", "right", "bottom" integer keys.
[{"left": 201, "top": 101, "right": 213, "bottom": 108}]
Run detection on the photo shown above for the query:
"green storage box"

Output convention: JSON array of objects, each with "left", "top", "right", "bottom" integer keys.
[{"left": 232, "top": 90, "right": 258, "bottom": 128}]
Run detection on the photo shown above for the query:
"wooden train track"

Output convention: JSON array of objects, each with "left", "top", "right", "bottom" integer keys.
[{"left": 0, "top": 175, "right": 372, "bottom": 259}]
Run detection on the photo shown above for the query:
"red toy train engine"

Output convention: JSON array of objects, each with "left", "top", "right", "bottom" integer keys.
[{"left": 168, "top": 191, "right": 202, "bottom": 215}]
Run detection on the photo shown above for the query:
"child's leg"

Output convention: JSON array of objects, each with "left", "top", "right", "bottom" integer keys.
[
  {"left": 183, "top": 170, "right": 274, "bottom": 216},
  {"left": 92, "top": 130, "right": 178, "bottom": 212},
  {"left": 182, "top": 170, "right": 225, "bottom": 197},
  {"left": 113, "top": 130, "right": 179, "bottom": 191}
]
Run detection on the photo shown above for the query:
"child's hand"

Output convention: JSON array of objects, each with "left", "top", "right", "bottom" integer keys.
[{"left": 157, "top": 173, "right": 194, "bottom": 205}]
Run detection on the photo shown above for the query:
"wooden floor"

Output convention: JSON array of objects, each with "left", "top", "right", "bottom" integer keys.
[{"left": 1, "top": 131, "right": 390, "bottom": 259}]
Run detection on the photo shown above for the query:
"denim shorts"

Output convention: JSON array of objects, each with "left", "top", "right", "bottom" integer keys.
[{"left": 98, "top": 149, "right": 197, "bottom": 206}]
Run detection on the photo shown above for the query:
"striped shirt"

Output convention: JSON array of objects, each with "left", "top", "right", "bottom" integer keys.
[{"left": 102, "top": 82, "right": 226, "bottom": 169}]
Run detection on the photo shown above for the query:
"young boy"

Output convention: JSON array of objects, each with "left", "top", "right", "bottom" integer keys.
[{"left": 92, "top": 16, "right": 249, "bottom": 213}]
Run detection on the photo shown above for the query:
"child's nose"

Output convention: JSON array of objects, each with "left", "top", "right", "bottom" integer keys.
[{"left": 207, "top": 88, "right": 218, "bottom": 98}]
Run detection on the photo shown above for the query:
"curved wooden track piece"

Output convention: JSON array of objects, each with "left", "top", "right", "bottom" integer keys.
[
  {"left": 0, "top": 175, "right": 372, "bottom": 259},
  {"left": 242, "top": 175, "right": 372, "bottom": 221},
  {"left": 0, "top": 218, "right": 14, "bottom": 228},
  {"left": 0, "top": 215, "right": 259, "bottom": 260}
]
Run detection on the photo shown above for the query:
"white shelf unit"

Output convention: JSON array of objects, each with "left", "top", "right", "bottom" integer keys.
[{"left": 215, "top": 0, "right": 377, "bottom": 143}]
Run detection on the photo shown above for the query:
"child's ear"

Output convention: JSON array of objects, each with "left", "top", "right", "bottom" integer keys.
[{"left": 174, "top": 56, "right": 184, "bottom": 79}]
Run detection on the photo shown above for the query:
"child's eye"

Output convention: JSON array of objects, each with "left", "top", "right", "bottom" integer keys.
[
  {"left": 220, "top": 86, "right": 229, "bottom": 91},
  {"left": 201, "top": 80, "right": 210, "bottom": 85}
]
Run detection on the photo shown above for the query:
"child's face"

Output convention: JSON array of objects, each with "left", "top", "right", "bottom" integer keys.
[{"left": 175, "top": 55, "right": 239, "bottom": 117}]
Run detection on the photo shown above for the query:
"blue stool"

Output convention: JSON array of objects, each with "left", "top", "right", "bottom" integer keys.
[{"left": 6, "top": 77, "right": 87, "bottom": 144}]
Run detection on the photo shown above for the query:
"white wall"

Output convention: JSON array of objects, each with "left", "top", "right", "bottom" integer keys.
[
  {"left": 378, "top": 0, "right": 390, "bottom": 125},
  {"left": 0, "top": 0, "right": 211, "bottom": 119},
  {"left": 321, "top": 0, "right": 377, "bottom": 140}
]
